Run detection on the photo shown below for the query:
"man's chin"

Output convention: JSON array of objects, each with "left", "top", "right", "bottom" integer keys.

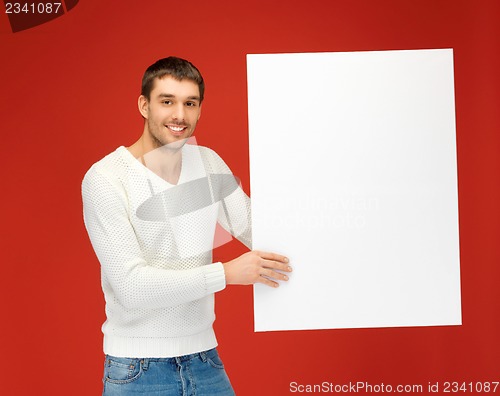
[{"left": 161, "top": 137, "right": 190, "bottom": 151}]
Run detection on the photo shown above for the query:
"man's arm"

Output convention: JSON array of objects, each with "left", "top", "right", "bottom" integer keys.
[
  {"left": 82, "top": 167, "right": 226, "bottom": 310},
  {"left": 83, "top": 161, "right": 290, "bottom": 310},
  {"left": 218, "top": 185, "right": 252, "bottom": 249},
  {"left": 207, "top": 150, "right": 292, "bottom": 287}
]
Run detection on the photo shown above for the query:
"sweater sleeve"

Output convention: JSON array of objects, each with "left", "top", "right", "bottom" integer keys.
[
  {"left": 218, "top": 186, "right": 252, "bottom": 249},
  {"left": 82, "top": 166, "right": 226, "bottom": 310},
  {"left": 206, "top": 150, "right": 253, "bottom": 249}
]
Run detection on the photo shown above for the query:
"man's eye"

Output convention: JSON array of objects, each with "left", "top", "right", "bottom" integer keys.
[
  {"left": 186, "top": 102, "right": 196, "bottom": 107},
  {"left": 162, "top": 100, "right": 172, "bottom": 105}
]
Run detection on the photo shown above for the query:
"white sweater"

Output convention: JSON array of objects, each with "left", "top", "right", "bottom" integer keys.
[{"left": 82, "top": 145, "right": 251, "bottom": 358}]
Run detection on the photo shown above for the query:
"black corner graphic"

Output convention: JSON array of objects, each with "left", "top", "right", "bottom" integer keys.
[{"left": 3, "top": 0, "right": 79, "bottom": 33}]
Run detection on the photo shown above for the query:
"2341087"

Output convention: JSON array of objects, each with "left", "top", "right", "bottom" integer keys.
[{"left": 5, "top": 3, "right": 62, "bottom": 14}]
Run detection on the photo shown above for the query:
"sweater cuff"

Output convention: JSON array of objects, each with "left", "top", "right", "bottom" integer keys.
[{"left": 205, "top": 262, "right": 226, "bottom": 294}]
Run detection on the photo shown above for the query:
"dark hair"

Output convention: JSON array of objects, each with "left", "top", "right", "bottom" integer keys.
[{"left": 141, "top": 56, "right": 205, "bottom": 102}]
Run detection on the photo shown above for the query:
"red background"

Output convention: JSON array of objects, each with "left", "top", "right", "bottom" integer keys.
[{"left": 1, "top": 1, "right": 499, "bottom": 394}]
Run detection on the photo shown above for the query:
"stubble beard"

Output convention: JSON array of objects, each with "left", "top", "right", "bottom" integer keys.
[{"left": 147, "top": 118, "right": 192, "bottom": 152}]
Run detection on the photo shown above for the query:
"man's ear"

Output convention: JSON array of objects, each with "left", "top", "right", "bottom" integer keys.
[{"left": 138, "top": 95, "right": 149, "bottom": 119}]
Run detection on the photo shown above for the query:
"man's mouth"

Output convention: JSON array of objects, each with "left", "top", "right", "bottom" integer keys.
[{"left": 166, "top": 124, "right": 187, "bottom": 135}]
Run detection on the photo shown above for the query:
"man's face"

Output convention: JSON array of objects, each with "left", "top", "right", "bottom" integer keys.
[{"left": 139, "top": 76, "right": 202, "bottom": 149}]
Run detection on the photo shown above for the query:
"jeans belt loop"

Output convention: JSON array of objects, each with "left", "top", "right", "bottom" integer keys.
[
  {"left": 199, "top": 351, "right": 207, "bottom": 363},
  {"left": 141, "top": 358, "right": 149, "bottom": 371}
]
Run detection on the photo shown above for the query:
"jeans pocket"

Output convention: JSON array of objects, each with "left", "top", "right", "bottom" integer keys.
[
  {"left": 104, "top": 355, "right": 143, "bottom": 384},
  {"left": 205, "top": 348, "right": 225, "bottom": 369}
]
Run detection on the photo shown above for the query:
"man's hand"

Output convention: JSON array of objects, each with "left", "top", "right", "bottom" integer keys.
[{"left": 223, "top": 251, "right": 292, "bottom": 288}]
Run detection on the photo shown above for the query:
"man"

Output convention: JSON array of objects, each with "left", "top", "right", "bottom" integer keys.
[{"left": 82, "top": 56, "right": 291, "bottom": 395}]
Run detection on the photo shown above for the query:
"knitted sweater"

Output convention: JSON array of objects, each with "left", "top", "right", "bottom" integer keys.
[{"left": 82, "top": 144, "right": 251, "bottom": 358}]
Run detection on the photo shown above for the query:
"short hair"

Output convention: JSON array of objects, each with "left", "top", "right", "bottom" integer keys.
[{"left": 141, "top": 56, "right": 205, "bottom": 102}]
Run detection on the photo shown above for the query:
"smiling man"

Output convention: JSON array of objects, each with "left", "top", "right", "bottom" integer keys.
[{"left": 82, "top": 57, "right": 292, "bottom": 395}]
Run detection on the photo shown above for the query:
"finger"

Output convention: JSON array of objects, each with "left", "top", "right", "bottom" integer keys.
[
  {"left": 261, "top": 268, "right": 289, "bottom": 281},
  {"left": 254, "top": 251, "right": 289, "bottom": 264},
  {"left": 258, "top": 274, "right": 280, "bottom": 288},
  {"left": 261, "top": 258, "right": 293, "bottom": 273}
]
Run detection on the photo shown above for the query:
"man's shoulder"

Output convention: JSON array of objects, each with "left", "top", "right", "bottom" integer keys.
[{"left": 82, "top": 146, "right": 129, "bottom": 186}]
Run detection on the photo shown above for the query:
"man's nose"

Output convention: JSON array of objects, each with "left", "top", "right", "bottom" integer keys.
[{"left": 172, "top": 103, "right": 185, "bottom": 121}]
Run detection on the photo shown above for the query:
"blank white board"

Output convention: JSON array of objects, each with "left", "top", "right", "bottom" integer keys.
[{"left": 247, "top": 49, "right": 461, "bottom": 332}]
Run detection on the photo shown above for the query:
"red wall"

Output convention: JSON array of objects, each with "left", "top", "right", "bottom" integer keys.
[{"left": 1, "top": 1, "right": 498, "bottom": 394}]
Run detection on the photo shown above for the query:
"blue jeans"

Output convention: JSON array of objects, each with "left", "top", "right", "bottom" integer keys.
[{"left": 102, "top": 348, "right": 235, "bottom": 395}]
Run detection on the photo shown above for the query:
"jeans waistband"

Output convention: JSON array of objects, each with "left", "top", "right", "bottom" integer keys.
[{"left": 106, "top": 347, "right": 215, "bottom": 371}]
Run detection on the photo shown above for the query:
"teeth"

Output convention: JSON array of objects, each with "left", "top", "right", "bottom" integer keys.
[{"left": 168, "top": 125, "right": 185, "bottom": 132}]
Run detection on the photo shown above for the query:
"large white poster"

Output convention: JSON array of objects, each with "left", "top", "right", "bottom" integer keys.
[{"left": 247, "top": 49, "right": 461, "bottom": 332}]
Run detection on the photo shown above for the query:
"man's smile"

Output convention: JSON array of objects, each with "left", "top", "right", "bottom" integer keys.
[{"left": 166, "top": 124, "right": 188, "bottom": 135}]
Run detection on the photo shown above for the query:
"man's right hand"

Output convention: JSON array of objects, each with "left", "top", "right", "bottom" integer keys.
[{"left": 223, "top": 251, "right": 292, "bottom": 288}]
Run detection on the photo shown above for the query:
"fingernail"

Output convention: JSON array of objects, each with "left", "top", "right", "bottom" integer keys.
[
  {"left": 274, "top": 283, "right": 279, "bottom": 288},
  {"left": 283, "top": 275, "right": 289, "bottom": 281},
  {"left": 284, "top": 257, "right": 289, "bottom": 263},
  {"left": 287, "top": 266, "right": 292, "bottom": 272}
]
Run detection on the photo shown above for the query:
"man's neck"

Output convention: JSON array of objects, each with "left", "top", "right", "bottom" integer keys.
[{"left": 127, "top": 135, "right": 183, "bottom": 185}]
